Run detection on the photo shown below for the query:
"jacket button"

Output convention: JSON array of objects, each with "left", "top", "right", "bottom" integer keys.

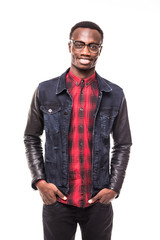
[
  {"left": 62, "top": 150, "right": 65, "bottom": 153},
  {"left": 64, "top": 111, "right": 68, "bottom": 115}
]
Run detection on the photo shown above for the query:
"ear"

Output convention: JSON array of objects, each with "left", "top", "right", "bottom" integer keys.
[{"left": 68, "top": 42, "right": 71, "bottom": 53}]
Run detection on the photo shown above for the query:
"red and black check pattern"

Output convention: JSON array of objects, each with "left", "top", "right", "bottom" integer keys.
[{"left": 57, "top": 70, "right": 98, "bottom": 208}]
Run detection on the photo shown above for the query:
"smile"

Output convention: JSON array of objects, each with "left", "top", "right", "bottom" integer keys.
[{"left": 78, "top": 58, "right": 92, "bottom": 64}]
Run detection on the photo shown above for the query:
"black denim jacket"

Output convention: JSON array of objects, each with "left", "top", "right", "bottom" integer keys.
[{"left": 24, "top": 69, "right": 132, "bottom": 197}]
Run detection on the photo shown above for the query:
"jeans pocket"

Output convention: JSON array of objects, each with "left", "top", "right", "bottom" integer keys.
[
  {"left": 44, "top": 201, "right": 58, "bottom": 207},
  {"left": 98, "top": 201, "right": 111, "bottom": 208}
]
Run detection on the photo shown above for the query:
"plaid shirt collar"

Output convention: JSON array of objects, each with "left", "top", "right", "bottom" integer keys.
[
  {"left": 56, "top": 68, "right": 112, "bottom": 94},
  {"left": 66, "top": 69, "right": 96, "bottom": 88}
]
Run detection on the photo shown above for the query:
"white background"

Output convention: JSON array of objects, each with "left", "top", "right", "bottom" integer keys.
[{"left": 0, "top": 0, "right": 160, "bottom": 239}]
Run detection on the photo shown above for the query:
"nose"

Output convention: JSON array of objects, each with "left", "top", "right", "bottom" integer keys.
[{"left": 80, "top": 45, "right": 90, "bottom": 55}]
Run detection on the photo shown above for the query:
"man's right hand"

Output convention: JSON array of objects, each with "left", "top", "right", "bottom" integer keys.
[{"left": 36, "top": 180, "right": 67, "bottom": 205}]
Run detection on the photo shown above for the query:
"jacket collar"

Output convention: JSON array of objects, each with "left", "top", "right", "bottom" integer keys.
[
  {"left": 96, "top": 72, "right": 112, "bottom": 93},
  {"left": 56, "top": 69, "right": 69, "bottom": 94},
  {"left": 56, "top": 68, "right": 112, "bottom": 94}
]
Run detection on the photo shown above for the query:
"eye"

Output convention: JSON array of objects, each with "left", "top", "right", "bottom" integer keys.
[
  {"left": 89, "top": 44, "right": 99, "bottom": 50},
  {"left": 74, "top": 41, "right": 84, "bottom": 48}
]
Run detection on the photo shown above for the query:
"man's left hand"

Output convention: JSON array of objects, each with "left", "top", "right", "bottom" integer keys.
[{"left": 88, "top": 188, "right": 117, "bottom": 205}]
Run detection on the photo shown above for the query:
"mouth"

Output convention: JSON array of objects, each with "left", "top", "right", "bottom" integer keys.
[{"left": 78, "top": 58, "right": 92, "bottom": 65}]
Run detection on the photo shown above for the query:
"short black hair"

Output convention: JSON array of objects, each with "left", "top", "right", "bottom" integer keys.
[{"left": 70, "top": 21, "right": 104, "bottom": 42}]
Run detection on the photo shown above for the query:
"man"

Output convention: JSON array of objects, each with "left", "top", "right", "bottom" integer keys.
[{"left": 24, "top": 21, "right": 132, "bottom": 240}]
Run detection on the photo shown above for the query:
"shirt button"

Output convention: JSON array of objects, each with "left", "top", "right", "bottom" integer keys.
[
  {"left": 79, "top": 125, "right": 83, "bottom": 130},
  {"left": 79, "top": 108, "right": 83, "bottom": 111}
]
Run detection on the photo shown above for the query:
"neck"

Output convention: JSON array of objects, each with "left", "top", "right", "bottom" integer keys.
[{"left": 70, "top": 66, "right": 95, "bottom": 79}]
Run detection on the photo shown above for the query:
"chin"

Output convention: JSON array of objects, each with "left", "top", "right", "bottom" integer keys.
[{"left": 76, "top": 64, "right": 93, "bottom": 71}]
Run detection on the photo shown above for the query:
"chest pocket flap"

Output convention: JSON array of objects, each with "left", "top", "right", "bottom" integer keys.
[{"left": 40, "top": 105, "right": 61, "bottom": 114}]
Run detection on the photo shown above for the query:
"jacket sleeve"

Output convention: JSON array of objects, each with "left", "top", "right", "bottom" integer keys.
[
  {"left": 24, "top": 87, "right": 45, "bottom": 190},
  {"left": 108, "top": 96, "right": 132, "bottom": 195}
]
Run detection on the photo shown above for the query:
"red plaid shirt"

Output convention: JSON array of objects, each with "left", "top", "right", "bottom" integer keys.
[{"left": 57, "top": 70, "right": 98, "bottom": 208}]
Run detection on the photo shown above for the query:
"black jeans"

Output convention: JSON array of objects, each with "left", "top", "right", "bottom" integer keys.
[{"left": 43, "top": 201, "right": 113, "bottom": 240}]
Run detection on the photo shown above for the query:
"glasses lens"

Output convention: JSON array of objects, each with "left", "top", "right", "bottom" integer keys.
[
  {"left": 89, "top": 43, "right": 99, "bottom": 52},
  {"left": 74, "top": 41, "right": 85, "bottom": 49}
]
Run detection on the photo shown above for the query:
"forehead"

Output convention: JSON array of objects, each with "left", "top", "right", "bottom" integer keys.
[{"left": 71, "top": 28, "right": 102, "bottom": 43}]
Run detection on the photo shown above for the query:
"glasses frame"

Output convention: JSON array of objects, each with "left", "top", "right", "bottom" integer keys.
[{"left": 70, "top": 40, "right": 102, "bottom": 53}]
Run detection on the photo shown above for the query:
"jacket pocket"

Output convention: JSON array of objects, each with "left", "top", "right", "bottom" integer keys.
[
  {"left": 40, "top": 105, "right": 61, "bottom": 134},
  {"left": 100, "top": 108, "right": 118, "bottom": 137}
]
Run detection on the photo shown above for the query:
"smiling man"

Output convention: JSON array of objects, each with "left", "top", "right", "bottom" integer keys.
[{"left": 24, "top": 21, "right": 132, "bottom": 240}]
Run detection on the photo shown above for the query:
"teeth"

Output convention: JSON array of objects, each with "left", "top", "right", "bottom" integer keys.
[{"left": 79, "top": 59, "right": 91, "bottom": 64}]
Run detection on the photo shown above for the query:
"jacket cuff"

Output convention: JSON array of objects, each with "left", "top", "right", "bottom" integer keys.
[
  {"left": 107, "top": 186, "right": 119, "bottom": 198},
  {"left": 32, "top": 177, "right": 46, "bottom": 190}
]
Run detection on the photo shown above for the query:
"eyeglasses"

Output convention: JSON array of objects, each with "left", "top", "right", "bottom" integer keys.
[{"left": 70, "top": 40, "right": 102, "bottom": 53}]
